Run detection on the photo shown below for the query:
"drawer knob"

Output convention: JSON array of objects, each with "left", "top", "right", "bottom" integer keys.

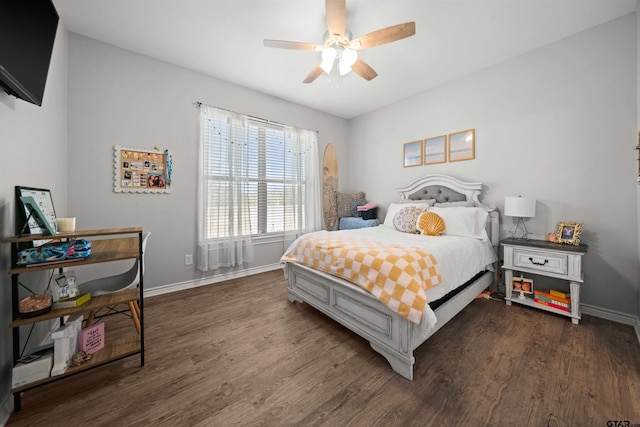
[{"left": 529, "top": 257, "right": 548, "bottom": 266}]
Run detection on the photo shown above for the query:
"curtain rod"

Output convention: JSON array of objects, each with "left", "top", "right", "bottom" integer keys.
[{"left": 195, "top": 101, "right": 318, "bottom": 134}]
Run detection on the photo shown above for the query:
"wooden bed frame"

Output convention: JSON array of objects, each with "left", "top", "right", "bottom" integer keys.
[{"left": 284, "top": 175, "right": 499, "bottom": 380}]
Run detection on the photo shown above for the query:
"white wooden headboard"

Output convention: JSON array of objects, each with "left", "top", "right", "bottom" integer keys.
[{"left": 396, "top": 174, "right": 499, "bottom": 247}]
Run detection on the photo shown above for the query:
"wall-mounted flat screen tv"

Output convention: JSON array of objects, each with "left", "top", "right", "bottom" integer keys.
[{"left": 0, "top": 0, "right": 59, "bottom": 106}]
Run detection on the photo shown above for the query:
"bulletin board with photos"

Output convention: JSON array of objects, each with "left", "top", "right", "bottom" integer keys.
[{"left": 114, "top": 145, "right": 172, "bottom": 193}]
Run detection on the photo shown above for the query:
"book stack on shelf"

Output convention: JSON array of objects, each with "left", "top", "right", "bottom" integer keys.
[{"left": 533, "top": 289, "right": 571, "bottom": 312}]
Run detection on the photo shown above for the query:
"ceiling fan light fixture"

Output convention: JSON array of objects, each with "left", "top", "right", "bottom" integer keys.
[
  {"left": 342, "top": 48, "right": 357, "bottom": 66},
  {"left": 263, "top": 1, "right": 416, "bottom": 84},
  {"left": 338, "top": 60, "right": 351, "bottom": 76},
  {"left": 320, "top": 47, "right": 337, "bottom": 73},
  {"left": 337, "top": 47, "right": 357, "bottom": 76}
]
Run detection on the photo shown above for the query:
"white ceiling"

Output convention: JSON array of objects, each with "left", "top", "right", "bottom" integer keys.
[{"left": 52, "top": 0, "right": 637, "bottom": 119}]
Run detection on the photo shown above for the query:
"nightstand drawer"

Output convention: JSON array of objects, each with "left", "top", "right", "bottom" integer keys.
[{"left": 512, "top": 247, "right": 568, "bottom": 275}]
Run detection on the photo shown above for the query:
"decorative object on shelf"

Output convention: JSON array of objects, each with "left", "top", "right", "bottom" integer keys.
[
  {"left": 54, "top": 271, "right": 78, "bottom": 301},
  {"left": 18, "top": 293, "right": 52, "bottom": 318},
  {"left": 448, "top": 129, "right": 475, "bottom": 162},
  {"left": 70, "top": 351, "right": 92, "bottom": 367},
  {"left": 12, "top": 351, "right": 53, "bottom": 388},
  {"left": 424, "top": 135, "right": 447, "bottom": 165},
  {"left": 55, "top": 217, "right": 76, "bottom": 233},
  {"left": 547, "top": 232, "right": 557, "bottom": 242},
  {"left": 504, "top": 196, "right": 536, "bottom": 240},
  {"left": 18, "top": 196, "right": 55, "bottom": 236},
  {"left": 114, "top": 145, "right": 172, "bottom": 193},
  {"left": 78, "top": 322, "right": 105, "bottom": 354},
  {"left": 555, "top": 221, "right": 582, "bottom": 245},
  {"left": 534, "top": 289, "right": 571, "bottom": 312},
  {"left": 16, "top": 239, "right": 92, "bottom": 266},
  {"left": 512, "top": 276, "right": 533, "bottom": 300},
  {"left": 52, "top": 293, "right": 91, "bottom": 310},
  {"left": 51, "top": 315, "right": 83, "bottom": 376},
  {"left": 403, "top": 140, "right": 423, "bottom": 167},
  {"left": 15, "top": 186, "right": 57, "bottom": 244}
]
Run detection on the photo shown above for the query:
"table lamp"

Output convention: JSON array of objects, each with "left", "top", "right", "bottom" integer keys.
[{"left": 504, "top": 196, "right": 536, "bottom": 240}]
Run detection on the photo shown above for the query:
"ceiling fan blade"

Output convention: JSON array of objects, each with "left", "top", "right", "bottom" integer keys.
[
  {"left": 326, "top": 0, "right": 346, "bottom": 38},
  {"left": 350, "top": 22, "right": 416, "bottom": 50},
  {"left": 303, "top": 64, "right": 324, "bottom": 83},
  {"left": 351, "top": 58, "right": 378, "bottom": 81},
  {"left": 263, "top": 40, "right": 322, "bottom": 51}
]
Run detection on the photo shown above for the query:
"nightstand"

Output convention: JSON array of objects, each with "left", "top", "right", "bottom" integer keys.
[{"left": 501, "top": 238, "right": 588, "bottom": 324}]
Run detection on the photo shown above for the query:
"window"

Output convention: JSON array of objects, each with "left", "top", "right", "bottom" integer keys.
[{"left": 197, "top": 104, "right": 320, "bottom": 270}]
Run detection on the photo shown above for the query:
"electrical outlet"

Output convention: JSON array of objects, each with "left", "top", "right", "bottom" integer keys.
[{"left": 185, "top": 254, "right": 193, "bottom": 265}]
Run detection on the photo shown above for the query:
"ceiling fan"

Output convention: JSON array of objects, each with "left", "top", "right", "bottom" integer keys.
[{"left": 263, "top": 0, "right": 416, "bottom": 83}]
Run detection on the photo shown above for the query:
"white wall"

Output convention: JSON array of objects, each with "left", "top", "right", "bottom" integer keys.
[
  {"left": 0, "top": 24, "right": 68, "bottom": 422},
  {"left": 636, "top": 4, "right": 640, "bottom": 327},
  {"left": 66, "top": 34, "right": 350, "bottom": 289},
  {"left": 349, "top": 14, "right": 638, "bottom": 316}
]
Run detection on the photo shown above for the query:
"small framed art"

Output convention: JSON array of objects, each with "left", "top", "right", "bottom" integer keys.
[
  {"left": 15, "top": 186, "right": 57, "bottom": 238},
  {"left": 424, "top": 135, "right": 447, "bottom": 165},
  {"left": 512, "top": 277, "right": 533, "bottom": 295},
  {"left": 555, "top": 221, "right": 582, "bottom": 245},
  {"left": 448, "top": 129, "right": 475, "bottom": 162},
  {"left": 403, "top": 140, "right": 423, "bottom": 167}
]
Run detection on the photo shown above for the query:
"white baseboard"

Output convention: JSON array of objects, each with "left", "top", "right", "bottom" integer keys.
[
  {"left": 582, "top": 303, "right": 640, "bottom": 344},
  {"left": 1, "top": 392, "right": 13, "bottom": 426},
  {"left": 143, "top": 263, "right": 282, "bottom": 298}
]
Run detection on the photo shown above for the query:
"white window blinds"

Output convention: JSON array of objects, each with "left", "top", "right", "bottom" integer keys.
[{"left": 197, "top": 104, "right": 321, "bottom": 271}]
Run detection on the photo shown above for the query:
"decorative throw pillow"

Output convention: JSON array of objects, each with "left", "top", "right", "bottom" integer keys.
[
  {"left": 383, "top": 202, "right": 432, "bottom": 227},
  {"left": 350, "top": 199, "right": 366, "bottom": 217},
  {"left": 393, "top": 206, "right": 427, "bottom": 234},
  {"left": 416, "top": 212, "right": 446, "bottom": 236},
  {"left": 337, "top": 192, "right": 365, "bottom": 218}
]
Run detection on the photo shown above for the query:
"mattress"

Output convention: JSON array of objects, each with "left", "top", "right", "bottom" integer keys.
[{"left": 283, "top": 225, "right": 498, "bottom": 341}]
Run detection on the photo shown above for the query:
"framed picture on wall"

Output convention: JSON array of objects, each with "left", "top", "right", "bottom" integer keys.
[
  {"left": 424, "top": 135, "right": 447, "bottom": 165},
  {"left": 114, "top": 145, "right": 172, "bottom": 193},
  {"left": 403, "top": 140, "right": 423, "bottom": 168},
  {"left": 448, "top": 129, "right": 475, "bottom": 162}
]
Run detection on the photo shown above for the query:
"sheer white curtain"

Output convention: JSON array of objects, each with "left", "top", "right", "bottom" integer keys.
[
  {"left": 197, "top": 104, "right": 255, "bottom": 271},
  {"left": 282, "top": 127, "right": 321, "bottom": 250}
]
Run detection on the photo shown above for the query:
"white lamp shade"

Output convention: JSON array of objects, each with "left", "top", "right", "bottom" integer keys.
[
  {"left": 504, "top": 196, "right": 536, "bottom": 218},
  {"left": 320, "top": 47, "right": 337, "bottom": 74}
]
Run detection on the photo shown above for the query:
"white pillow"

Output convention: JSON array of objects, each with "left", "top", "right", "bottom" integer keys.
[
  {"left": 429, "top": 206, "right": 489, "bottom": 241},
  {"left": 383, "top": 202, "right": 432, "bottom": 227}
]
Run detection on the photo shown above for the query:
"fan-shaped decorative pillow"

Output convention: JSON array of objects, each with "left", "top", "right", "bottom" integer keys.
[
  {"left": 417, "top": 212, "right": 446, "bottom": 236},
  {"left": 393, "top": 206, "right": 427, "bottom": 234}
]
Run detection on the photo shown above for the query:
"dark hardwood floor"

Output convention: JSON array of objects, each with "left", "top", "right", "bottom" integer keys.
[{"left": 7, "top": 270, "right": 640, "bottom": 426}]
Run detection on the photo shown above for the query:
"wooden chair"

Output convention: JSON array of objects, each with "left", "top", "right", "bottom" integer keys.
[{"left": 81, "top": 232, "right": 150, "bottom": 333}]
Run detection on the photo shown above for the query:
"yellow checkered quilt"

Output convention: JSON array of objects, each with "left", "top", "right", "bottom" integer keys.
[{"left": 281, "top": 232, "right": 441, "bottom": 324}]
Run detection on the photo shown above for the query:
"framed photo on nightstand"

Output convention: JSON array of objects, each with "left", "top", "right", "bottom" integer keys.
[{"left": 512, "top": 277, "right": 533, "bottom": 295}]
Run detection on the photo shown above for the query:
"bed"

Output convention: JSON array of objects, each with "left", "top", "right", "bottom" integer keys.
[{"left": 281, "top": 174, "right": 499, "bottom": 380}]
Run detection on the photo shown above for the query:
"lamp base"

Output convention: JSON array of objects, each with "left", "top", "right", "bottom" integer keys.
[{"left": 508, "top": 217, "right": 531, "bottom": 240}]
